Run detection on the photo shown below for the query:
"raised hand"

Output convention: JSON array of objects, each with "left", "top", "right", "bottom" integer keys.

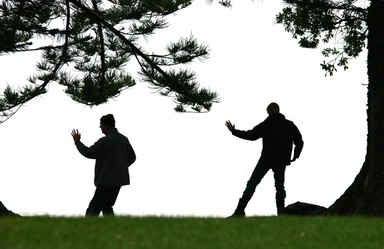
[
  {"left": 71, "top": 129, "right": 81, "bottom": 142},
  {"left": 225, "top": 120, "right": 235, "bottom": 132}
]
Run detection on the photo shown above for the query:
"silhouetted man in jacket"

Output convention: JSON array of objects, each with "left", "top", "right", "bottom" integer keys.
[
  {"left": 225, "top": 103, "right": 303, "bottom": 217},
  {"left": 71, "top": 114, "right": 136, "bottom": 216}
]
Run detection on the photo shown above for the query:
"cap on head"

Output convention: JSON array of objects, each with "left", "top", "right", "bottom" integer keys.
[
  {"left": 100, "top": 114, "right": 115, "bottom": 127},
  {"left": 267, "top": 102, "right": 280, "bottom": 115}
]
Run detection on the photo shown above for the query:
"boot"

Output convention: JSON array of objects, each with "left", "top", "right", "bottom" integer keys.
[{"left": 227, "top": 198, "right": 247, "bottom": 218}]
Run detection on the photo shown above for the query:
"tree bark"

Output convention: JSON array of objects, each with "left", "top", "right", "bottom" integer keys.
[{"left": 327, "top": 0, "right": 384, "bottom": 216}]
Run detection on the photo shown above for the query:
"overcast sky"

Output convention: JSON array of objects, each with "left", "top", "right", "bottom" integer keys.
[{"left": 0, "top": 0, "right": 368, "bottom": 217}]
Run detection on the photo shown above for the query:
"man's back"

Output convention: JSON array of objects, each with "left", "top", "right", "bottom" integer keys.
[
  {"left": 258, "top": 113, "right": 303, "bottom": 165},
  {"left": 75, "top": 128, "right": 136, "bottom": 187}
]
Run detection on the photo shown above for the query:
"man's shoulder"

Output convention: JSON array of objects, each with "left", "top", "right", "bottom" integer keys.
[
  {"left": 285, "top": 119, "right": 295, "bottom": 125},
  {"left": 107, "top": 129, "right": 129, "bottom": 141},
  {"left": 267, "top": 115, "right": 298, "bottom": 128},
  {"left": 283, "top": 119, "right": 298, "bottom": 130}
]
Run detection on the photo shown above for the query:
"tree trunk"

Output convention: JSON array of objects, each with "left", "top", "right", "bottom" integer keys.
[
  {"left": 327, "top": 0, "right": 384, "bottom": 216},
  {"left": 0, "top": 201, "right": 20, "bottom": 217}
]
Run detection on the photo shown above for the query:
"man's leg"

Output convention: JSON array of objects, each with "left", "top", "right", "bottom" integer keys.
[
  {"left": 102, "top": 186, "right": 121, "bottom": 216},
  {"left": 229, "top": 163, "right": 270, "bottom": 217},
  {"left": 86, "top": 186, "right": 121, "bottom": 217},
  {"left": 86, "top": 187, "right": 103, "bottom": 216},
  {"left": 272, "top": 166, "right": 286, "bottom": 215}
]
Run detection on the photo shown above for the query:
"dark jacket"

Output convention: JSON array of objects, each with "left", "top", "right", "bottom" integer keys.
[
  {"left": 232, "top": 113, "right": 303, "bottom": 166},
  {"left": 75, "top": 128, "right": 136, "bottom": 187}
]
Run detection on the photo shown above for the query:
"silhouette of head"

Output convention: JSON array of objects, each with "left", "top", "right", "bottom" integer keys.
[
  {"left": 267, "top": 102, "right": 280, "bottom": 115},
  {"left": 100, "top": 114, "right": 115, "bottom": 134},
  {"left": 100, "top": 114, "right": 115, "bottom": 127}
]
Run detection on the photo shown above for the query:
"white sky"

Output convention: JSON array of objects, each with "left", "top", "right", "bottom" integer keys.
[{"left": 0, "top": 0, "right": 368, "bottom": 217}]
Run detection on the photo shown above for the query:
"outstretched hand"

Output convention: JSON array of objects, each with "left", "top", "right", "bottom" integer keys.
[
  {"left": 71, "top": 129, "right": 81, "bottom": 142},
  {"left": 225, "top": 120, "right": 235, "bottom": 132}
]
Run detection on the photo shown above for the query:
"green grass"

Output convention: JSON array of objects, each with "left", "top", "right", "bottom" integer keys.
[{"left": 0, "top": 215, "right": 383, "bottom": 249}]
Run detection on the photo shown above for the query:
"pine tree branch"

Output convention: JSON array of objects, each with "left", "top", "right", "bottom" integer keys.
[
  {"left": 92, "top": 0, "right": 106, "bottom": 98},
  {"left": 68, "top": 0, "right": 216, "bottom": 111},
  {"left": 283, "top": 0, "right": 367, "bottom": 14},
  {"left": 1, "top": 0, "right": 72, "bottom": 118}
]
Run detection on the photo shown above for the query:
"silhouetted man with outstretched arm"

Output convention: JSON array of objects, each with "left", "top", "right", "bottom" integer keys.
[
  {"left": 225, "top": 103, "right": 303, "bottom": 217},
  {"left": 71, "top": 114, "right": 136, "bottom": 216}
]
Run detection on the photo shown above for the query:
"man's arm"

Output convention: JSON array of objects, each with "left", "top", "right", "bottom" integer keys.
[
  {"left": 126, "top": 138, "right": 136, "bottom": 167},
  {"left": 71, "top": 129, "right": 103, "bottom": 159},
  {"left": 225, "top": 120, "right": 262, "bottom": 141},
  {"left": 291, "top": 124, "right": 304, "bottom": 162}
]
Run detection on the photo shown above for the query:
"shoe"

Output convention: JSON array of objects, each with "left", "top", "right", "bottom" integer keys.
[
  {"left": 227, "top": 198, "right": 247, "bottom": 218},
  {"left": 227, "top": 211, "right": 246, "bottom": 218}
]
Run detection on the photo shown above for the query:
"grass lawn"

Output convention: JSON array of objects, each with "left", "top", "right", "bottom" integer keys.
[{"left": 0, "top": 215, "right": 383, "bottom": 249}]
